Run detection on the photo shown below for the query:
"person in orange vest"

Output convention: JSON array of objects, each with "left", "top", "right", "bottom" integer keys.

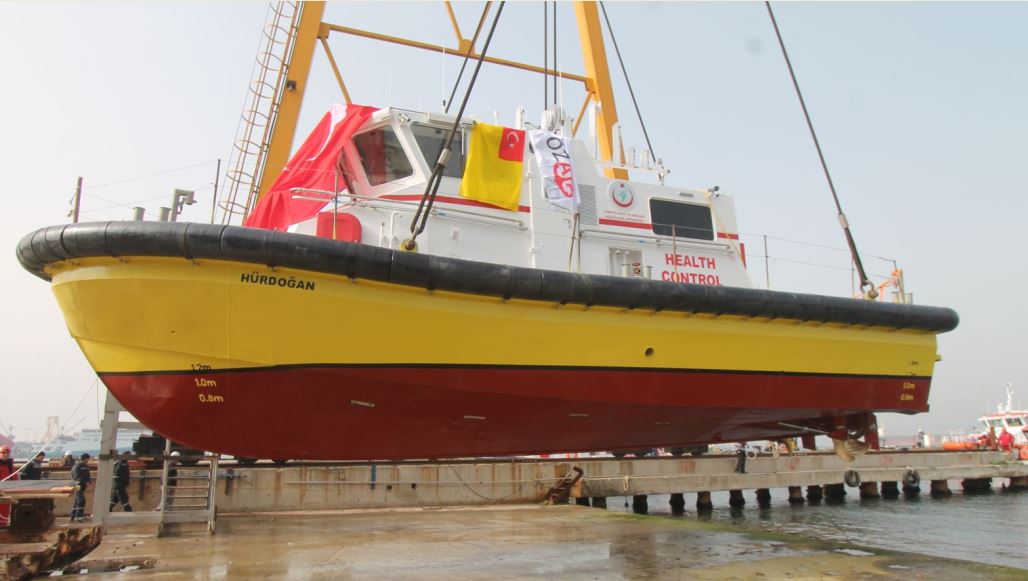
[{"left": 0, "top": 445, "right": 18, "bottom": 526}]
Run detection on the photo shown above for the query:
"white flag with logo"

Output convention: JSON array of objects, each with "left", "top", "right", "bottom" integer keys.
[{"left": 529, "top": 129, "right": 580, "bottom": 212}]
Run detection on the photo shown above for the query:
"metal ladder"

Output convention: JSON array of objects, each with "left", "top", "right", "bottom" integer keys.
[
  {"left": 156, "top": 439, "right": 219, "bottom": 537},
  {"left": 220, "top": 1, "right": 302, "bottom": 223}
]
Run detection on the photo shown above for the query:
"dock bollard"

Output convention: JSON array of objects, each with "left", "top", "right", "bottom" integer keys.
[{"left": 788, "top": 486, "right": 805, "bottom": 505}]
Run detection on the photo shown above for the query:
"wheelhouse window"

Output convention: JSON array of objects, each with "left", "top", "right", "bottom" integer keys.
[
  {"left": 410, "top": 123, "right": 465, "bottom": 179},
  {"left": 650, "top": 199, "right": 714, "bottom": 240},
  {"left": 1007, "top": 417, "right": 1025, "bottom": 427},
  {"left": 353, "top": 126, "right": 414, "bottom": 186}
]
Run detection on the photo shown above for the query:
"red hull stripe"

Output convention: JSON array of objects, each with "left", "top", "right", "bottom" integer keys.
[
  {"left": 381, "top": 194, "right": 531, "bottom": 213},
  {"left": 101, "top": 365, "right": 931, "bottom": 461},
  {"left": 598, "top": 218, "right": 650, "bottom": 229}
]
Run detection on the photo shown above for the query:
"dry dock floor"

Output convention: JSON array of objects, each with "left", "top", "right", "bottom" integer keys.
[{"left": 85, "top": 505, "right": 1021, "bottom": 580}]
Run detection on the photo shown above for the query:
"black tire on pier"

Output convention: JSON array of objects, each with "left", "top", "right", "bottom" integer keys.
[
  {"left": 669, "top": 447, "right": 686, "bottom": 457},
  {"left": 611, "top": 451, "right": 626, "bottom": 459},
  {"left": 688, "top": 445, "right": 709, "bottom": 456},
  {"left": 237, "top": 457, "right": 258, "bottom": 466},
  {"left": 272, "top": 459, "right": 289, "bottom": 465},
  {"left": 631, "top": 449, "right": 651, "bottom": 458}
]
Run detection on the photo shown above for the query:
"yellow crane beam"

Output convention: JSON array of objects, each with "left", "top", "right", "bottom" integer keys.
[
  {"left": 573, "top": 1, "right": 626, "bottom": 179},
  {"left": 253, "top": 1, "right": 629, "bottom": 207}
]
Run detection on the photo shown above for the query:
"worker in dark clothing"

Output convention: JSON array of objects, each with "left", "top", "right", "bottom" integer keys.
[
  {"left": 70, "top": 453, "right": 91, "bottom": 522},
  {"left": 109, "top": 451, "right": 134, "bottom": 512},
  {"left": 22, "top": 451, "right": 45, "bottom": 480},
  {"left": 0, "top": 445, "right": 17, "bottom": 526},
  {"left": 62, "top": 451, "right": 75, "bottom": 468},
  {"left": 734, "top": 442, "right": 748, "bottom": 474}
]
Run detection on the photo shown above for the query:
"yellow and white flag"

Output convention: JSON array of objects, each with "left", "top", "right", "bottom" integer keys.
[{"left": 458, "top": 122, "right": 525, "bottom": 211}]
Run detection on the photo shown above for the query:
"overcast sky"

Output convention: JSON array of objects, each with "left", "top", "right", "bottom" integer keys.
[{"left": 1, "top": 2, "right": 1025, "bottom": 442}]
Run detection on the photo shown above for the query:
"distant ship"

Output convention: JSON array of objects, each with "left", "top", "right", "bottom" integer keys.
[{"left": 11, "top": 418, "right": 147, "bottom": 459}]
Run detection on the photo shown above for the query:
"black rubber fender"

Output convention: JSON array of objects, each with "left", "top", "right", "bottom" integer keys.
[
  {"left": 844, "top": 469, "right": 861, "bottom": 488},
  {"left": 903, "top": 469, "right": 921, "bottom": 488},
  {"left": 15, "top": 221, "right": 961, "bottom": 333}
]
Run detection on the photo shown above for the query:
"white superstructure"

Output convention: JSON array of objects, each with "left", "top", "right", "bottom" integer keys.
[{"left": 292, "top": 107, "right": 752, "bottom": 289}]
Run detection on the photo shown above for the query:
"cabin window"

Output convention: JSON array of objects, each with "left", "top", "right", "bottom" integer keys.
[
  {"left": 649, "top": 199, "right": 714, "bottom": 240},
  {"left": 353, "top": 126, "right": 414, "bottom": 186},
  {"left": 988, "top": 419, "right": 1004, "bottom": 427},
  {"left": 1007, "top": 417, "right": 1024, "bottom": 427},
  {"left": 411, "top": 124, "right": 466, "bottom": 179}
]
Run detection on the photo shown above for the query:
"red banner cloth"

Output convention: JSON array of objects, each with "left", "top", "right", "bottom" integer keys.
[{"left": 244, "top": 104, "right": 378, "bottom": 231}]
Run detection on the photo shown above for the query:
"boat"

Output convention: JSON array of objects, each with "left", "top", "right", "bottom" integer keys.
[
  {"left": 16, "top": 2, "right": 958, "bottom": 461},
  {"left": 10, "top": 417, "right": 147, "bottom": 459},
  {"left": 977, "top": 383, "right": 1027, "bottom": 446}
]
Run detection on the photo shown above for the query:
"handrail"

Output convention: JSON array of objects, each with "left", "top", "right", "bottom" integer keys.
[
  {"left": 290, "top": 188, "right": 527, "bottom": 230},
  {"left": 578, "top": 227, "right": 733, "bottom": 252}
]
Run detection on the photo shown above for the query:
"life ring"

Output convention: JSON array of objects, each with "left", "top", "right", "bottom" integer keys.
[
  {"left": 844, "top": 469, "right": 861, "bottom": 488},
  {"left": 903, "top": 469, "right": 921, "bottom": 487},
  {"left": 1019, "top": 446, "right": 1028, "bottom": 461}
]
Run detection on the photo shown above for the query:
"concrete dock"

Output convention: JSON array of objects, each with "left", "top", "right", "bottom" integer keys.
[
  {"left": 77, "top": 505, "right": 1023, "bottom": 579},
  {"left": 55, "top": 450, "right": 1028, "bottom": 515}
]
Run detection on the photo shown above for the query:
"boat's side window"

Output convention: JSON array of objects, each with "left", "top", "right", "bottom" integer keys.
[
  {"left": 1007, "top": 417, "right": 1024, "bottom": 427},
  {"left": 988, "top": 419, "right": 1005, "bottom": 428},
  {"left": 649, "top": 199, "right": 714, "bottom": 240},
  {"left": 410, "top": 124, "right": 465, "bottom": 179},
  {"left": 353, "top": 126, "right": 415, "bottom": 186}
]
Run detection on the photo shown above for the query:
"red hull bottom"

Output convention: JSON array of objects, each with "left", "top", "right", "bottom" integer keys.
[{"left": 101, "top": 366, "right": 930, "bottom": 460}]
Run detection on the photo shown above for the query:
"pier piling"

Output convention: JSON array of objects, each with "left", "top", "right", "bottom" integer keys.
[
  {"left": 728, "top": 489, "right": 746, "bottom": 507},
  {"left": 669, "top": 493, "right": 685, "bottom": 515},
  {"left": 696, "top": 491, "right": 713, "bottom": 512},
  {"left": 632, "top": 495, "right": 649, "bottom": 514},
  {"left": 590, "top": 497, "right": 607, "bottom": 508},
  {"left": 859, "top": 482, "right": 880, "bottom": 500},
  {"left": 1008, "top": 476, "right": 1028, "bottom": 491},
  {"left": 961, "top": 478, "right": 992, "bottom": 495},
  {"left": 880, "top": 481, "right": 900, "bottom": 499},
  {"left": 575, "top": 497, "right": 591, "bottom": 506},
  {"left": 787, "top": 486, "right": 805, "bottom": 505},
  {"left": 930, "top": 479, "right": 952, "bottom": 497},
  {"left": 824, "top": 483, "right": 846, "bottom": 502},
  {"left": 806, "top": 485, "right": 823, "bottom": 503},
  {"left": 755, "top": 488, "right": 772, "bottom": 507}
]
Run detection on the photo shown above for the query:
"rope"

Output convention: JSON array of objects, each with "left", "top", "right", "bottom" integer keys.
[
  {"left": 599, "top": 1, "right": 657, "bottom": 163},
  {"left": 764, "top": 2, "right": 877, "bottom": 299},
  {"left": 403, "top": 1, "right": 507, "bottom": 251}
]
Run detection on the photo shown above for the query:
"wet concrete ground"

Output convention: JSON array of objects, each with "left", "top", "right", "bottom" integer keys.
[{"left": 83, "top": 505, "right": 1022, "bottom": 580}]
